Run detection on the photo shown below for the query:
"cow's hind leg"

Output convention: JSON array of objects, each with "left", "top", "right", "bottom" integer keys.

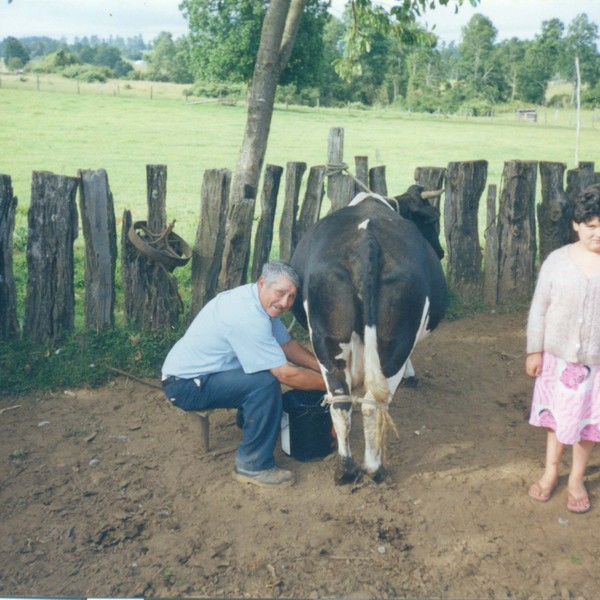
[
  {"left": 330, "top": 398, "right": 358, "bottom": 485},
  {"left": 361, "top": 395, "right": 386, "bottom": 482}
]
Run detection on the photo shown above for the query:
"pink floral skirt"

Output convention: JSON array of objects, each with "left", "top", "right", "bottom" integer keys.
[{"left": 529, "top": 352, "right": 600, "bottom": 445}]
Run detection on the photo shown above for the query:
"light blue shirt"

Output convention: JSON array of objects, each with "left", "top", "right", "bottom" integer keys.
[{"left": 162, "top": 283, "right": 291, "bottom": 379}]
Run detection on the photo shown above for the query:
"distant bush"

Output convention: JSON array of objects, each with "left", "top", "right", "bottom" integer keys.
[
  {"left": 189, "top": 80, "right": 246, "bottom": 99},
  {"left": 546, "top": 93, "right": 571, "bottom": 108},
  {"left": 61, "top": 65, "right": 112, "bottom": 82}
]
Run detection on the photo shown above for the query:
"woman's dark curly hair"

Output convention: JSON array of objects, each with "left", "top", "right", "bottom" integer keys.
[{"left": 573, "top": 183, "right": 600, "bottom": 223}]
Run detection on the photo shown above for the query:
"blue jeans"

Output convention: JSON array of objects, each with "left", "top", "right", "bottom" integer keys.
[{"left": 162, "top": 368, "right": 282, "bottom": 472}]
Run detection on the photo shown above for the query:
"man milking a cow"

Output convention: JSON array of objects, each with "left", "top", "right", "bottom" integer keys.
[{"left": 161, "top": 259, "right": 326, "bottom": 488}]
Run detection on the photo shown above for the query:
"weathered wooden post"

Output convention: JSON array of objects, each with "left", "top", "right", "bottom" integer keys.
[
  {"left": 251, "top": 164, "right": 283, "bottom": 280},
  {"left": 538, "top": 161, "right": 570, "bottom": 264},
  {"left": 279, "top": 162, "right": 306, "bottom": 262},
  {"left": 23, "top": 171, "right": 79, "bottom": 346},
  {"left": 414, "top": 166, "right": 446, "bottom": 194},
  {"left": 566, "top": 162, "right": 595, "bottom": 243},
  {"left": 414, "top": 166, "right": 447, "bottom": 234},
  {"left": 191, "top": 169, "right": 230, "bottom": 316},
  {"left": 296, "top": 166, "right": 326, "bottom": 246},
  {"left": 354, "top": 156, "right": 369, "bottom": 195},
  {"left": 78, "top": 169, "right": 117, "bottom": 330},
  {"left": 496, "top": 160, "right": 538, "bottom": 307},
  {"left": 122, "top": 165, "right": 190, "bottom": 329},
  {"left": 0, "top": 174, "right": 20, "bottom": 340},
  {"left": 444, "top": 160, "right": 488, "bottom": 303},
  {"left": 369, "top": 166, "right": 387, "bottom": 196},
  {"left": 483, "top": 184, "right": 499, "bottom": 308},
  {"left": 327, "top": 127, "right": 354, "bottom": 211}
]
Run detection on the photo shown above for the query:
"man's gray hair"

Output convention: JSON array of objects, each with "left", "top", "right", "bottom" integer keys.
[{"left": 261, "top": 259, "right": 300, "bottom": 288}]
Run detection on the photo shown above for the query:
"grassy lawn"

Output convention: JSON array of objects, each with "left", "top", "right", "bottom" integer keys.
[{"left": 3, "top": 72, "right": 600, "bottom": 247}]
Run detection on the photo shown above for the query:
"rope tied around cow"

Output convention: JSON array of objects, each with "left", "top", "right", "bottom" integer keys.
[
  {"left": 323, "top": 393, "right": 400, "bottom": 460},
  {"left": 128, "top": 220, "right": 192, "bottom": 272}
]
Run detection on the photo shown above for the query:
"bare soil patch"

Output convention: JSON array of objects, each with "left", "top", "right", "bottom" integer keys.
[{"left": 1, "top": 311, "right": 598, "bottom": 599}]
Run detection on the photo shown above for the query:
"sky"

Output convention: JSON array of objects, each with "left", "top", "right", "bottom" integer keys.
[{"left": 1, "top": 0, "right": 600, "bottom": 45}]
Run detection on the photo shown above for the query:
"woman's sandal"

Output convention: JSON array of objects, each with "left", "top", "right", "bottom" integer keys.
[
  {"left": 528, "top": 481, "right": 557, "bottom": 502},
  {"left": 567, "top": 492, "right": 591, "bottom": 514}
]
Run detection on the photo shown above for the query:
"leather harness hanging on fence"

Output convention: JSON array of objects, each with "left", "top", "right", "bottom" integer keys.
[{"left": 127, "top": 220, "right": 192, "bottom": 272}]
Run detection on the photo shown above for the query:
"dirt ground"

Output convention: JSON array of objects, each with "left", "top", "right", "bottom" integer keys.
[{"left": 1, "top": 310, "right": 599, "bottom": 599}]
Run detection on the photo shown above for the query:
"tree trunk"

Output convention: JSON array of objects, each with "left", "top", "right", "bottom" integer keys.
[
  {"left": 78, "top": 169, "right": 117, "bottom": 330},
  {"left": 23, "top": 171, "right": 79, "bottom": 347},
  {"left": 279, "top": 162, "right": 306, "bottom": 262},
  {"left": 444, "top": 160, "right": 488, "bottom": 303},
  {"left": 496, "top": 160, "right": 538, "bottom": 307},
  {"left": 538, "top": 161, "right": 569, "bottom": 264},
  {"left": 0, "top": 174, "right": 19, "bottom": 340},
  {"left": 251, "top": 164, "right": 284, "bottom": 280},
  {"left": 191, "top": 169, "right": 231, "bottom": 316},
  {"left": 219, "top": 0, "right": 307, "bottom": 291}
]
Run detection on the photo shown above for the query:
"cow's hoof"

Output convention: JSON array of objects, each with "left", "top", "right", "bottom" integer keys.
[
  {"left": 334, "top": 457, "right": 358, "bottom": 486},
  {"left": 365, "top": 466, "right": 386, "bottom": 483},
  {"left": 402, "top": 376, "right": 419, "bottom": 388}
]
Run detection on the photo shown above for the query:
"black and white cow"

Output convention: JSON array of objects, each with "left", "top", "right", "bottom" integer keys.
[{"left": 290, "top": 186, "right": 447, "bottom": 485}]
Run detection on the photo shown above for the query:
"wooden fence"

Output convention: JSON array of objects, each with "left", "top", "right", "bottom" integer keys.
[{"left": 1, "top": 127, "right": 599, "bottom": 347}]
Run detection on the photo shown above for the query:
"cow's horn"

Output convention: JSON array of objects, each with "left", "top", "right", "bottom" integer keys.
[{"left": 421, "top": 189, "right": 444, "bottom": 200}]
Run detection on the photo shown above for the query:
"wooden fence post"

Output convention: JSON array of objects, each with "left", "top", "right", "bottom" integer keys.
[
  {"left": 444, "top": 160, "right": 488, "bottom": 303},
  {"left": 354, "top": 156, "right": 369, "bottom": 195},
  {"left": 23, "top": 171, "right": 79, "bottom": 346},
  {"left": 566, "top": 162, "right": 595, "bottom": 243},
  {"left": 538, "top": 161, "right": 569, "bottom": 264},
  {"left": 369, "top": 166, "right": 387, "bottom": 196},
  {"left": 121, "top": 165, "right": 186, "bottom": 329},
  {"left": 327, "top": 127, "right": 354, "bottom": 211},
  {"left": 191, "top": 169, "right": 231, "bottom": 316},
  {"left": 496, "top": 160, "right": 538, "bottom": 307},
  {"left": 0, "top": 174, "right": 19, "bottom": 340},
  {"left": 296, "top": 165, "right": 326, "bottom": 244},
  {"left": 483, "top": 184, "right": 499, "bottom": 308},
  {"left": 78, "top": 169, "right": 117, "bottom": 330},
  {"left": 414, "top": 166, "right": 446, "bottom": 195},
  {"left": 279, "top": 162, "right": 306, "bottom": 263},
  {"left": 251, "top": 164, "right": 283, "bottom": 280}
]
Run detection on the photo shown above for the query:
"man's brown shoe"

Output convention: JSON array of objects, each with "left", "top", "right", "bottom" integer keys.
[{"left": 232, "top": 466, "right": 295, "bottom": 487}]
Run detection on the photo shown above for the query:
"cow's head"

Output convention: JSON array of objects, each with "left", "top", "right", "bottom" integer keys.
[{"left": 391, "top": 185, "right": 445, "bottom": 259}]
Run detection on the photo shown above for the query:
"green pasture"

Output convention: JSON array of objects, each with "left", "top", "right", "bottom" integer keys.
[
  {"left": 2, "top": 72, "right": 600, "bottom": 249},
  {"left": 2, "top": 73, "right": 600, "bottom": 393}
]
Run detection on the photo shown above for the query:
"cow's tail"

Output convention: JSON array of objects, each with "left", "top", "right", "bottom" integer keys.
[{"left": 357, "top": 229, "right": 389, "bottom": 406}]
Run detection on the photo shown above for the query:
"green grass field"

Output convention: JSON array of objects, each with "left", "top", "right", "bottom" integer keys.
[
  {"left": 2, "top": 72, "right": 600, "bottom": 247},
  {"left": 2, "top": 73, "right": 600, "bottom": 393}
]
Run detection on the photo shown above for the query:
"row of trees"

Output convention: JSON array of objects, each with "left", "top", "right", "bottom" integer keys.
[{"left": 2, "top": 1, "right": 600, "bottom": 111}]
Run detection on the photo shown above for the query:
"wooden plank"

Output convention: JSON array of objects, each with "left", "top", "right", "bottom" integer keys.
[
  {"left": 251, "top": 164, "right": 283, "bottom": 280},
  {"left": 191, "top": 169, "right": 231, "bottom": 315},
  {"left": 78, "top": 169, "right": 117, "bottom": 330},
  {"left": 0, "top": 174, "right": 19, "bottom": 340}
]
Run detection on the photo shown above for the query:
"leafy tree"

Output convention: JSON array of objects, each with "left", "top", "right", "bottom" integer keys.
[
  {"left": 519, "top": 18, "right": 564, "bottom": 104},
  {"left": 562, "top": 13, "right": 600, "bottom": 88},
  {"left": 2, "top": 36, "right": 30, "bottom": 69},
  {"left": 495, "top": 37, "right": 527, "bottom": 102},
  {"left": 181, "top": 0, "right": 329, "bottom": 90},
  {"left": 146, "top": 32, "right": 193, "bottom": 83},
  {"left": 456, "top": 14, "right": 506, "bottom": 103}
]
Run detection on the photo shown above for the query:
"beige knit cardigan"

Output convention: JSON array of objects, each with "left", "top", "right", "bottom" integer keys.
[{"left": 527, "top": 245, "right": 600, "bottom": 366}]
